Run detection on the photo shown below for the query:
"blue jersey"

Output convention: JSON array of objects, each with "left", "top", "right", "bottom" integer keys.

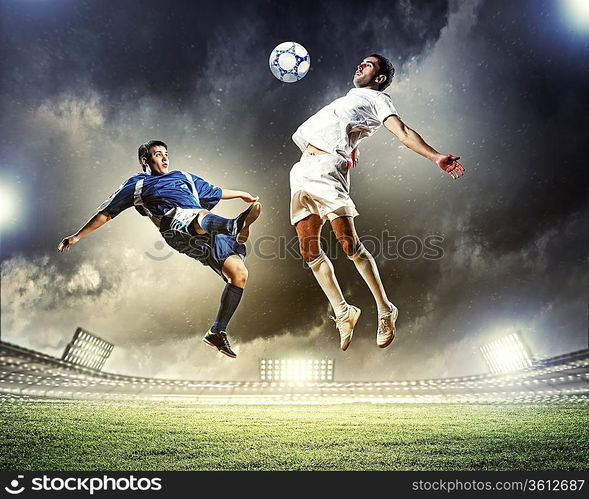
[{"left": 97, "top": 170, "right": 222, "bottom": 221}]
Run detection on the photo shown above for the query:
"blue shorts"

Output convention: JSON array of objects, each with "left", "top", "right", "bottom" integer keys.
[{"left": 159, "top": 210, "right": 246, "bottom": 281}]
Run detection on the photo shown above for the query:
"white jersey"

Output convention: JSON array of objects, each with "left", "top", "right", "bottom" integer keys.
[{"left": 292, "top": 87, "right": 398, "bottom": 158}]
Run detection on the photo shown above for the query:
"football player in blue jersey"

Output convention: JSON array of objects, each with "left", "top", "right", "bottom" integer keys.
[{"left": 58, "top": 140, "right": 261, "bottom": 359}]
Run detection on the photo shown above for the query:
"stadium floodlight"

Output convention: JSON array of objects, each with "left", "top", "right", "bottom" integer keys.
[
  {"left": 563, "top": 0, "right": 589, "bottom": 31},
  {"left": 0, "top": 182, "right": 17, "bottom": 229},
  {"left": 259, "top": 359, "right": 334, "bottom": 382},
  {"left": 480, "top": 332, "right": 532, "bottom": 374},
  {"left": 62, "top": 327, "right": 114, "bottom": 371}
]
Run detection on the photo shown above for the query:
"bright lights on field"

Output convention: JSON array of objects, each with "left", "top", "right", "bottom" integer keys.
[
  {"left": 563, "top": 0, "right": 589, "bottom": 31},
  {"left": 259, "top": 359, "right": 334, "bottom": 381},
  {"left": 480, "top": 333, "right": 533, "bottom": 374},
  {"left": 0, "top": 183, "right": 16, "bottom": 228}
]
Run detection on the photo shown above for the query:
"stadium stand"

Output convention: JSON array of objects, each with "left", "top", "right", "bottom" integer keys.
[{"left": 1, "top": 341, "right": 588, "bottom": 404}]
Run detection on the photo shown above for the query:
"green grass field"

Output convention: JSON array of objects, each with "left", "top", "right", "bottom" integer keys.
[{"left": 1, "top": 401, "right": 587, "bottom": 471}]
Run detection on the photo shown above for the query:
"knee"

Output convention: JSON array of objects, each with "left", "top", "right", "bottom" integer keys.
[
  {"left": 298, "top": 236, "right": 321, "bottom": 262},
  {"left": 337, "top": 235, "right": 360, "bottom": 257},
  {"left": 228, "top": 265, "right": 248, "bottom": 287},
  {"left": 299, "top": 245, "right": 320, "bottom": 263}
]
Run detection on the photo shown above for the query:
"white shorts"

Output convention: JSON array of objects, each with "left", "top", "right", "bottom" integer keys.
[{"left": 289, "top": 152, "right": 359, "bottom": 225}]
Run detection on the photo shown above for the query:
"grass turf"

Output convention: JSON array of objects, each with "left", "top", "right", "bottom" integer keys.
[{"left": 0, "top": 401, "right": 587, "bottom": 471}]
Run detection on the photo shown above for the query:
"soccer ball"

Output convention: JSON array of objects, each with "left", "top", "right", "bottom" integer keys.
[{"left": 269, "top": 42, "right": 310, "bottom": 83}]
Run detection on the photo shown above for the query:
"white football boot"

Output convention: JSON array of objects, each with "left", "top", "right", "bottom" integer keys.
[
  {"left": 333, "top": 305, "right": 361, "bottom": 351},
  {"left": 377, "top": 303, "right": 398, "bottom": 348}
]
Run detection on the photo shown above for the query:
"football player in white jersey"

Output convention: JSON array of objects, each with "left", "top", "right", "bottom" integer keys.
[{"left": 290, "top": 54, "right": 464, "bottom": 351}]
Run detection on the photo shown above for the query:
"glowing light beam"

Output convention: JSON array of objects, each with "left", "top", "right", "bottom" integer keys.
[
  {"left": 0, "top": 183, "right": 17, "bottom": 228},
  {"left": 563, "top": 0, "right": 589, "bottom": 31}
]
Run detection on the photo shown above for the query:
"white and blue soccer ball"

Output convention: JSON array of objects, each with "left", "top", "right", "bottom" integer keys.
[{"left": 269, "top": 42, "right": 310, "bottom": 83}]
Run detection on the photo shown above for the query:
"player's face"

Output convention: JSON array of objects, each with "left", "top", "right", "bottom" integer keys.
[
  {"left": 144, "top": 145, "right": 169, "bottom": 175},
  {"left": 353, "top": 57, "right": 381, "bottom": 89}
]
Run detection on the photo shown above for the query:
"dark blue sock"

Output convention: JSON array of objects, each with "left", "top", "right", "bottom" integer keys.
[
  {"left": 199, "top": 213, "right": 234, "bottom": 235},
  {"left": 211, "top": 283, "right": 244, "bottom": 333}
]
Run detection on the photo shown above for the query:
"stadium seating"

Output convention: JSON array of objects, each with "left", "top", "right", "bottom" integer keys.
[{"left": 1, "top": 341, "right": 587, "bottom": 404}]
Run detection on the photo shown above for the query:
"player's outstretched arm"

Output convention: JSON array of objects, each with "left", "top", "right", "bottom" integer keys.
[
  {"left": 384, "top": 115, "right": 465, "bottom": 180},
  {"left": 220, "top": 189, "right": 258, "bottom": 202},
  {"left": 57, "top": 211, "right": 112, "bottom": 252}
]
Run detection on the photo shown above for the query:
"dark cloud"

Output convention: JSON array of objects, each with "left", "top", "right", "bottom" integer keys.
[{"left": 0, "top": 0, "right": 586, "bottom": 379}]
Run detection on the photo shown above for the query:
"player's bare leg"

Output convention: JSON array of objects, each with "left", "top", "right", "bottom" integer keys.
[
  {"left": 203, "top": 255, "right": 248, "bottom": 358},
  {"left": 221, "top": 254, "right": 248, "bottom": 288},
  {"left": 295, "top": 214, "right": 360, "bottom": 351},
  {"left": 295, "top": 214, "right": 324, "bottom": 263},
  {"left": 191, "top": 210, "right": 210, "bottom": 234},
  {"left": 331, "top": 216, "right": 398, "bottom": 348}
]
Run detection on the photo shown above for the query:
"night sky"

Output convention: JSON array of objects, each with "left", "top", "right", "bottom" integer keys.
[{"left": 0, "top": 0, "right": 587, "bottom": 380}]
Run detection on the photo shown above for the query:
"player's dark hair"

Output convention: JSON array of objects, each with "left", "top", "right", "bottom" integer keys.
[
  {"left": 368, "top": 54, "right": 395, "bottom": 91},
  {"left": 138, "top": 140, "right": 168, "bottom": 170}
]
